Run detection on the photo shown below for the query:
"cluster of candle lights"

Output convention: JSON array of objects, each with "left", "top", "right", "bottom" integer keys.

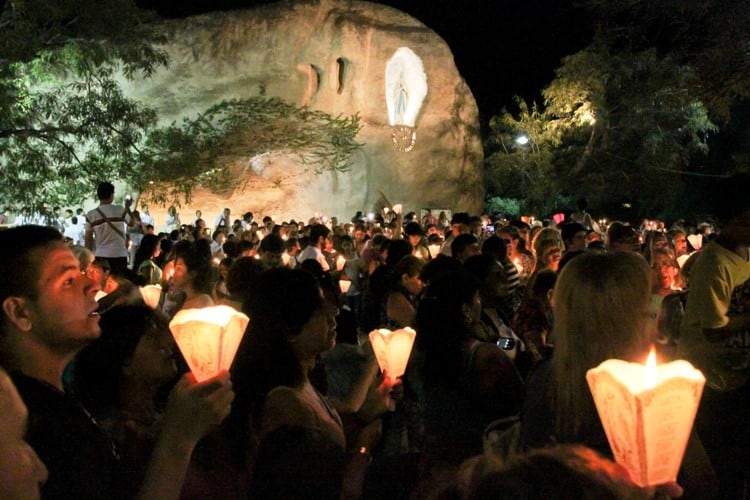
[{"left": 140, "top": 289, "right": 706, "bottom": 489}]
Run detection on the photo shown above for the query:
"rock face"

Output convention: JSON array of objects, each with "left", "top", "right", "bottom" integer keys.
[{"left": 123, "top": 0, "right": 484, "bottom": 223}]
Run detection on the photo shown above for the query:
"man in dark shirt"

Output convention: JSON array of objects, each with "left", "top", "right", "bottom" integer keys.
[
  {"left": 0, "top": 226, "right": 233, "bottom": 499},
  {"left": 0, "top": 226, "right": 117, "bottom": 498}
]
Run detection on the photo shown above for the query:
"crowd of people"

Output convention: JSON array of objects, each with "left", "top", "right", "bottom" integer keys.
[{"left": 1, "top": 175, "right": 750, "bottom": 499}]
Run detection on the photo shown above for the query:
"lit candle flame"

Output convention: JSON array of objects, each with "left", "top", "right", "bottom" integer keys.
[
  {"left": 513, "top": 257, "right": 523, "bottom": 274},
  {"left": 644, "top": 347, "right": 657, "bottom": 389}
]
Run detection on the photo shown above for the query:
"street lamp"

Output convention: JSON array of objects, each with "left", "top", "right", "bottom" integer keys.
[{"left": 515, "top": 134, "right": 529, "bottom": 145}]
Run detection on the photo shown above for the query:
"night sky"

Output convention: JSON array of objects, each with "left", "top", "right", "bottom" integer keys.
[{"left": 137, "top": 0, "right": 593, "bottom": 128}]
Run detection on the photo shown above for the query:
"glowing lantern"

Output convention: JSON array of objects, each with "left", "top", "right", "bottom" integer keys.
[
  {"left": 512, "top": 257, "right": 523, "bottom": 274},
  {"left": 336, "top": 255, "right": 346, "bottom": 272},
  {"left": 169, "top": 306, "right": 250, "bottom": 382},
  {"left": 339, "top": 279, "right": 352, "bottom": 294},
  {"left": 586, "top": 348, "right": 705, "bottom": 487},
  {"left": 368, "top": 327, "right": 417, "bottom": 381},
  {"left": 139, "top": 284, "right": 162, "bottom": 309},
  {"left": 427, "top": 244, "right": 441, "bottom": 259}
]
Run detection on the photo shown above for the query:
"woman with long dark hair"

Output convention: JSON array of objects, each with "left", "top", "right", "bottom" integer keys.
[
  {"left": 132, "top": 234, "right": 163, "bottom": 286},
  {"left": 416, "top": 269, "right": 524, "bottom": 481},
  {"left": 229, "top": 268, "right": 356, "bottom": 498},
  {"left": 171, "top": 239, "right": 214, "bottom": 311},
  {"left": 382, "top": 255, "right": 425, "bottom": 329},
  {"left": 72, "top": 304, "right": 233, "bottom": 496}
]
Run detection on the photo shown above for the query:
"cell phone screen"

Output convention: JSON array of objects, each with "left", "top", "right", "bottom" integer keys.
[{"left": 497, "top": 338, "right": 516, "bottom": 350}]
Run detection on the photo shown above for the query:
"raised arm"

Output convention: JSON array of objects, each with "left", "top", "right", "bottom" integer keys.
[{"left": 136, "top": 371, "right": 233, "bottom": 500}]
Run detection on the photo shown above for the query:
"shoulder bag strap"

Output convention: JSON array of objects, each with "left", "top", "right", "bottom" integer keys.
[{"left": 95, "top": 207, "right": 126, "bottom": 240}]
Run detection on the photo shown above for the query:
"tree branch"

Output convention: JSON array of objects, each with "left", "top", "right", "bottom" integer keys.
[{"left": 0, "top": 126, "right": 75, "bottom": 139}]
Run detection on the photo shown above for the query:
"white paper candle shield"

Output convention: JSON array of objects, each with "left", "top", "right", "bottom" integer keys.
[
  {"left": 139, "top": 284, "right": 162, "bottom": 309},
  {"left": 368, "top": 327, "right": 417, "bottom": 379},
  {"left": 169, "top": 306, "right": 250, "bottom": 382},
  {"left": 339, "top": 279, "right": 352, "bottom": 294},
  {"left": 586, "top": 354, "right": 705, "bottom": 487}
]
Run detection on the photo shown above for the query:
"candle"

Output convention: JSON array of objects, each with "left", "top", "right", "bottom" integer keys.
[
  {"left": 368, "top": 327, "right": 417, "bottom": 381},
  {"left": 427, "top": 244, "right": 441, "bottom": 259},
  {"left": 513, "top": 257, "right": 523, "bottom": 274},
  {"left": 586, "top": 349, "right": 705, "bottom": 487},
  {"left": 139, "top": 284, "right": 162, "bottom": 309},
  {"left": 169, "top": 306, "right": 250, "bottom": 382}
]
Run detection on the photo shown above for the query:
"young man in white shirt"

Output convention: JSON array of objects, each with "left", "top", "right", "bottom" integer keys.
[
  {"left": 297, "top": 224, "right": 331, "bottom": 271},
  {"left": 84, "top": 182, "right": 132, "bottom": 276}
]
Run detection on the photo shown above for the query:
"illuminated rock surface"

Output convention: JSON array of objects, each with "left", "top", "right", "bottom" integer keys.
[{"left": 123, "top": 0, "right": 483, "bottom": 223}]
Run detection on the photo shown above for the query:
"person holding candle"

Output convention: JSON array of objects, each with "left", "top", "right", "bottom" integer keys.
[
  {"left": 360, "top": 238, "right": 412, "bottom": 334},
  {"left": 404, "top": 221, "right": 431, "bottom": 262},
  {"left": 0, "top": 225, "right": 234, "bottom": 500},
  {"left": 71, "top": 304, "right": 181, "bottom": 491},
  {"left": 382, "top": 255, "right": 425, "bottom": 330},
  {"left": 496, "top": 225, "right": 534, "bottom": 286},
  {"left": 517, "top": 251, "right": 717, "bottom": 498},
  {"left": 335, "top": 235, "right": 364, "bottom": 325},
  {"left": 364, "top": 251, "right": 425, "bottom": 457},
  {"left": 228, "top": 267, "right": 378, "bottom": 498}
]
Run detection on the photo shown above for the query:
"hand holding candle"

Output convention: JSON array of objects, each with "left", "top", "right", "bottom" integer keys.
[
  {"left": 368, "top": 327, "right": 417, "bottom": 382},
  {"left": 586, "top": 348, "right": 705, "bottom": 487},
  {"left": 169, "top": 306, "right": 249, "bottom": 382},
  {"left": 369, "top": 328, "right": 415, "bottom": 412}
]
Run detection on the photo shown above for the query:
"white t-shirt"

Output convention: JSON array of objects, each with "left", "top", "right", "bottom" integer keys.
[
  {"left": 297, "top": 245, "right": 330, "bottom": 271},
  {"left": 140, "top": 212, "right": 155, "bottom": 227},
  {"left": 85, "top": 204, "right": 130, "bottom": 258}
]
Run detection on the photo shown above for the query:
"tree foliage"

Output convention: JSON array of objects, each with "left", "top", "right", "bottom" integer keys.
[
  {"left": 0, "top": 1, "right": 362, "bottom": 210},
  {"left": 139, "top": 98, "right": 362, "bottom": 206},
  {"left": 484, "top": 98, "right": 562, "bottom": 215},
  {"left": 485, "top": 1, "right": 729, "bottom": 220},
  {"left": 581, "top": 0, "right": 750, "bottom": 123},
  {"left": 1, "top": 0, "right": 167, "bottom": 208}
]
